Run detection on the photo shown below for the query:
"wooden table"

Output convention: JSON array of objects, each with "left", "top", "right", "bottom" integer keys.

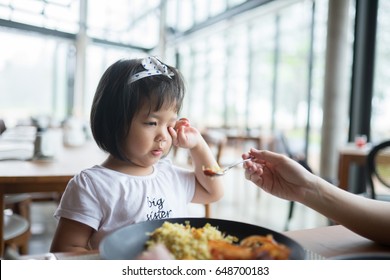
[
  {"left": 284, "top": 225, "right": 390, "bottom": 259},
  {"left": 0, "top": 140, "right": 107, "bottom": 256},
  {"left": 16, "top": 224, "right": 390, "bottom": 260},
  {"left": 226, "top": 133, "right": 275, "bottom": 151},
  {"left": 337, "top": 143, "right": 371, "bottom": 190}
]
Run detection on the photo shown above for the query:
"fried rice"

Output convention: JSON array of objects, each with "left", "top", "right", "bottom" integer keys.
[{"left": 145, "top": 221, "right": 237, "bottom": 260}]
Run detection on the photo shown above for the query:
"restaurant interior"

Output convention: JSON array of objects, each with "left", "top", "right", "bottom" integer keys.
[{"left": 1, "top": 0, "right": 390, "bottom": 260}]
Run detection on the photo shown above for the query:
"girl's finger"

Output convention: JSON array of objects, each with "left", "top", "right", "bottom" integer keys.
[{"left": 168, "top": 127, "right": 179, "bottom": 146}]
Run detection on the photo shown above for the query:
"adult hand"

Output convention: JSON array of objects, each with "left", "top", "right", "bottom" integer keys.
[{"left": 242, "top": 149, "right": 316, "bottom": 203}]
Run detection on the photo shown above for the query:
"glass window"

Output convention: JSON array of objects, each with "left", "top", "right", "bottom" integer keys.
[
  {"left": 186, "top": 41, "right": 208, "bottom": 125},
  {"left": 204, "top": 34, "right": 226, "bottom": 127},
  {"left": 372, "top": 0, "right": 390, "bottom": 142},
  {"left": 175, "top": 0, "right": 195, "bottom": 31},
  {"left": 0, "top": 0, "right": 79, "bottom": 33},
  {"left": 274, "top": 3, "right": 312, "bottom": 149},
  {"left": 209, "top": 0, "right": 227, "bottom": 17},
  {"left": 87, "top": 0, "right": 160, "bottom": 49},
  {"left": 173, "top": 0, "right": 341, "bottom": 173},
  {"left": 224, "top": 24, "right": 249, "bottom": 128},
  {"left": 0, "top": 0, "right": 160, "bottom": 125},
  {"left": 83, "top": 45, "right": 147, "bottom": 119},
  {"left": 0, "top": 29, "right": 71, "bottom": 126},
  {"left": 248, "top": 15, "right": 276, "bottom": 132},
  {"left": 194, "top": 0, "right": 210, "bottom": 24},
  {"left": 0, "top": 0, "right": 359, "bottom": 175}
]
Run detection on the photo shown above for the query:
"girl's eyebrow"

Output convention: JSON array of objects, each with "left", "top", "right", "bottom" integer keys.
[{"left": 147, "top": 112, "right": 178, "bottom": 122}]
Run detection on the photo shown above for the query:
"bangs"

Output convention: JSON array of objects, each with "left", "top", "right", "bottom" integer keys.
[
  {"left": 134, "top": 72, "right": 185, "bottom": 114},
  {"left": 152, "top": 86, "right": 182, "bottom": 113}
]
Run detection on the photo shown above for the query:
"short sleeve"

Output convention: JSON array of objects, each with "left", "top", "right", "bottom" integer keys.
[
  {"left": 169, "top": 163, "right": 196, "bottom": 203},
  {"left": 54, "top": 171, "right": 103, "bottom": 230}
]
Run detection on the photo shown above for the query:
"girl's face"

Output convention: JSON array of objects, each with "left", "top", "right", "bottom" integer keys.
[{"left": 123, "top": 100, "right": 177, "bottom": 170}]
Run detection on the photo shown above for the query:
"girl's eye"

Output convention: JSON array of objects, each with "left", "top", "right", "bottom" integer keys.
[{"left": 145, "top": 122, "right": 157, "bottom": 126}]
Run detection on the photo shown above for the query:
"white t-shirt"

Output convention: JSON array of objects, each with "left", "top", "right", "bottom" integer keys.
[{"left": 54, "top": 158, "right": 196, "bottom": 249}]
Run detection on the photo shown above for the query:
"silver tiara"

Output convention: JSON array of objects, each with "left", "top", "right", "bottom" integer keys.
[{"left": 128, "top": 56, "right": 175, "bottom": 84}]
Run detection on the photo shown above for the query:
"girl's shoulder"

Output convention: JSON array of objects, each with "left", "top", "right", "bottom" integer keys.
[
  {"left": 71, "top": 165, "right": 122, "bottom": 185},
  {"left": 77, "top": 165, "right": 113, "bottom": 177}
]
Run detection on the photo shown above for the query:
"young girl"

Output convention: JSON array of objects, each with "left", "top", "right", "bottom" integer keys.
[{"left": 50, "top": 57, "right": 223, "bottom": 252}]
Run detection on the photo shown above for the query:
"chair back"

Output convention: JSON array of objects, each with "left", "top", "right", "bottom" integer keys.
[
  {"left": 0, "top": 119, "right": 6, "bottom": 135},
  {"left": 366, "top": 140, "right": 390, "bottom": 199}
]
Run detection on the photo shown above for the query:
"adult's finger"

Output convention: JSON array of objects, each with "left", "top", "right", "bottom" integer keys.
[{"left": 249, "top": 149, "right": 286, "bottom": 164}]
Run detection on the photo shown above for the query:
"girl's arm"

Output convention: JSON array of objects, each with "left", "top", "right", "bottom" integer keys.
[
  {"left": 189, "top": 136, "right": 224, "bottom": 204},
  {"left": 169, "top": 120, "right": 223, "bottom": 204},
  {"left": 50, "top": 217, "right": 94, "bottom": 252}
]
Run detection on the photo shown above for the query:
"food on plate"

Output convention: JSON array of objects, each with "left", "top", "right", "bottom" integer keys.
[
  {"left": 209, "top": 235, "right": 290, "bottom": 260},
  {"left": 138, "top": 244, "right": 174, "bottom": 260},
  {"left": 145, "top": 221, "right": 237, "bottom": 260},
  {"left": 202, "top": 165, "right": 222, "bottom": 176},
  {"left": 145, "top": 221, "right": 290, "bottom": 260}
]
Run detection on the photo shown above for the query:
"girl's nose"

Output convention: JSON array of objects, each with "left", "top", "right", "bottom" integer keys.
[{"left": 156, "top": 127, "right": 169, "bottom": 142}]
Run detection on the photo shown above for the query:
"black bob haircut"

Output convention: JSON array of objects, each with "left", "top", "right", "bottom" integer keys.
[{"left": 90, "top": 58, "right": 185, "bottom": 161}]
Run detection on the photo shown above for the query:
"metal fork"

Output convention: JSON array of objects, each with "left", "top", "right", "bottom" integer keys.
[{"left": 204, "top": 158, "right": 252, "bottom": 176}]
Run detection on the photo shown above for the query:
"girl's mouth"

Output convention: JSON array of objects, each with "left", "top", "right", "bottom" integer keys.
[{"left": 151, "top": 149, "right": 163, "bottom": 157}]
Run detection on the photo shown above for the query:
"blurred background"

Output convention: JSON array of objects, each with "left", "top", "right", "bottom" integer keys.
[{"left": 1, "top": 0, "right": 390, "bottom": 254}]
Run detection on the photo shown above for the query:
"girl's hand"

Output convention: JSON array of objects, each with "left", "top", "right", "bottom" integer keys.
[
  {"left": 174, "top": 117, "right": 190, "bottom": 130},
  {"left": 169, "top": 118, "right": 201, "bottom": 149}
]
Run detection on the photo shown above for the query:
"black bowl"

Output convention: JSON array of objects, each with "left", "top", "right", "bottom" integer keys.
[{"left": 99, "top": 217, "right": 305, "bottom": 260}]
